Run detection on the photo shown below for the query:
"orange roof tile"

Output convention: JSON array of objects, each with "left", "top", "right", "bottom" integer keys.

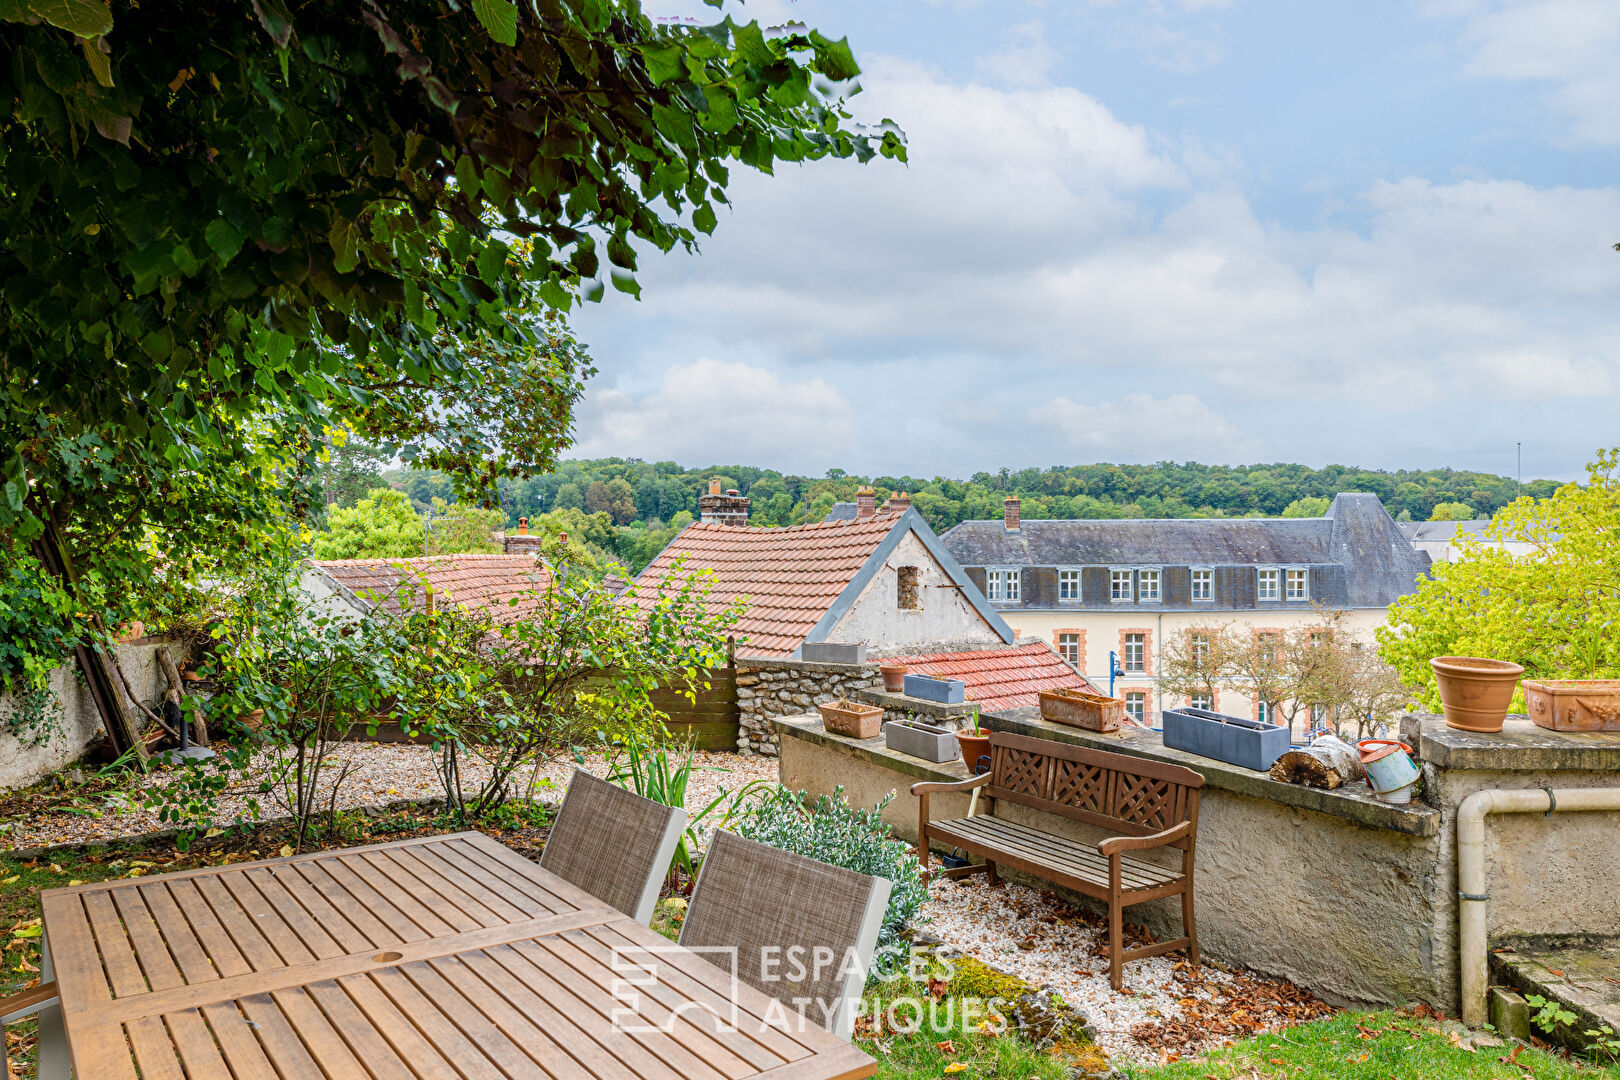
[
  {"left": 314, "top": 553, "right": 551, "bottom": 623},
  {"left": 894, "top": 641, "right": 1101, "bottom": 712},
  {"left": 628, "top": 515, "right": 904, "bottom": 657}
]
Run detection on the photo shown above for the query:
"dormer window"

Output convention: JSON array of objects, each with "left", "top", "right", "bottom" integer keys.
[
  {"left": 1257, "top": 567, "right": 1280, "bottom": 602},
  {"left": 986, "top": 568, "right": 1020, "bottom": 602},
  {"left": 1138, "top": 569, "right": 1161, "bottom": 603},
  {"left": 1110, "top": 569, "right": 1133, "bottom": 602},
  {"left": 1059, "top": 568, "right": 1081, "bottom": 601},
  {"left": 1286, "top": 568, "right": 1309, "bottom": 600},
  {"left": 1191, "top": 568, "right": 1213, "bottom": 601}
]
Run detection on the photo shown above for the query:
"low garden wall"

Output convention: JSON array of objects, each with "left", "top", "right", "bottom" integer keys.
[
  {"left": 734, "top": 656, "right": 882, "bottom": 755},
  {"left": 773, "top": 707, "right": 1620, "bottom": 1015},
  {"left": 0, "top": 638, "right": 192, "bottom": 792}
]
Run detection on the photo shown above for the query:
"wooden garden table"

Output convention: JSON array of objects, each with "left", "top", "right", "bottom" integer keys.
[{"left": 39, "top": 831, "right": 875, "bottom": 1080}]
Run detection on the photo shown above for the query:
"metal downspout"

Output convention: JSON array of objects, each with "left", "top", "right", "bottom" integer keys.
[{"left": 1457, "top": 786, "right": 1620, "bottom": 1026}]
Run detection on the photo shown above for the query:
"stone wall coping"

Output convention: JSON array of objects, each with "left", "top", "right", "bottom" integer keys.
[
  {"left": 984, "top": 707, "right": 1440, "bottom": 838},
  {"left": 1401, "top": 714, "right": 1620, "bottom": 772},
  {"left": 852, "top": 689, "right": 976, "bottom": 719},
  {"left": 772, "top": 707, "right": 1440, "bottom": 837},
  {"left": 769, "top": 713, "right": 965, "bottom": 785},
  {"left": 735, "top": 655, "right": 879, "bottom": 676}
]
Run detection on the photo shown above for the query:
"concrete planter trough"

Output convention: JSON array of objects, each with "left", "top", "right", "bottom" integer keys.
[
  {"left": 1162, "top": 707, "right": 1291, "bottom": 772},
  {"left": 904, "top": 674, "right": 965, "bottom": 704},
  {"left": 800, "top": 642, "right": 867, "bottom": 664},
  {"left": 883, "top": 719, "right": 960, "bottom": 763}
]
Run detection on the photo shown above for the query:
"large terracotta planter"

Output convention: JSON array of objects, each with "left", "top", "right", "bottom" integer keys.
[
  {"left": 1039, "top": 688, "right": 1123, "bottom": 733},
  {"left": 1431, "top": 656, "right": 1524, "bottom": 733},
  {"left": 956, "top": 731, "right": 991, "bottom": 774},
  {"left": 819, "top": 700, "right": 884, "bottom": 739},
  {"left": 1523, "top": 679, "right": 1620, "bottom": 731},
  {"left": 880, "top": 663, "right": 909, "bottom": 694}
]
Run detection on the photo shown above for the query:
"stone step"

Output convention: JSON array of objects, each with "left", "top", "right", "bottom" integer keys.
[{"left": 1490, "top": 935, "right": 1620, "bottom": 1055}]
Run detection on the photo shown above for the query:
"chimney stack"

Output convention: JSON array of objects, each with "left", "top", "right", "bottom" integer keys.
[
  {"left": 855, "top": 486, "right": 877, "bottom": 519},
  {"left": 517, "top": 516, "right": 529, "bottom": 536},
  {"left": 699, "top": 478, "right": 750, "bottom": 527},
  {"left": 882, "top": 491, "right": 911, "bottom": 513},
  {"left": 1004, "top": 495, "right": 1021, "bottom": 531},
  {"left": 505, "top": 515, "right": 543, "bottom": 554}
]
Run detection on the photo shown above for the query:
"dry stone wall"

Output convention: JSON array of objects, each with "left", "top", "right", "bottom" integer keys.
[{"left": 734, "top": 657, "right": 882, "bottom": 755}]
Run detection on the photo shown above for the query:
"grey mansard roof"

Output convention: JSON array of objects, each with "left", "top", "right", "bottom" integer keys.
[{"left": 941, "top": 493, "right": 1430, "bottom": 609}]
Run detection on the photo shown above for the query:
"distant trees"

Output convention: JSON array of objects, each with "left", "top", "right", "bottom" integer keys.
[
  {"left": 425, "top": 501, "right": 503, "bottom": 556},
  {"left": 310, "top": 490, "right": 426, "bottom": 561},
  {"left": 1428, "top": 501, "right": 1478, "bottom": 521},
  {"left": 1281, "top": 497, "right": 1331, "bottom": 518}
]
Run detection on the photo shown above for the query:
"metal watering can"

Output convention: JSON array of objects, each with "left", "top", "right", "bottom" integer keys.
[{"left": 1358, "top": 739, "right": 1420, "bottom": 803}]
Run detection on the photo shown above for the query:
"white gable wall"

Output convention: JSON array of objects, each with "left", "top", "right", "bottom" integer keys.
[{"left": 825, "top": 529, "right": 1003, "bottom": 653}]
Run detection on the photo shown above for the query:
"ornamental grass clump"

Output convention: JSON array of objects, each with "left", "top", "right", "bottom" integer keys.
[{"left": 733, "top": 785, "right": 925, "bottom": 974}]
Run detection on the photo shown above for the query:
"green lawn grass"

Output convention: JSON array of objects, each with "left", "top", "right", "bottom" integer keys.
[{"left": 856, "top": 978, "right": 1078, "bottom": 1080}]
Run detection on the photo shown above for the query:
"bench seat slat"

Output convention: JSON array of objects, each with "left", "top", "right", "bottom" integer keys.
[{"left": 929, "top": 817, "right": 1181, "bottom": 892}]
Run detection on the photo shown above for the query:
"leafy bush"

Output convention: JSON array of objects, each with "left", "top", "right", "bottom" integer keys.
[{"left": 733, "top": 785, "right": 925, "bottom": 974}]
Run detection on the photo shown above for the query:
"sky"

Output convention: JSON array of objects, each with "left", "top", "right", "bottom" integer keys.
[{"left": 566, "top": 0, "right": 1620, "bottom": 483}]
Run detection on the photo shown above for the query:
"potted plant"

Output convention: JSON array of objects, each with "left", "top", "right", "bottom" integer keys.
[
  {"left": 818, "top": 698, "right": 884, "bottom": 739},
  {"left": 956, "top": 705, "right": 991, "bottom": 774},
  {"left": 879, "top": 660, "right": 909, "bottom": 694},
  {"left": 1430, "top": 656, "right": 1524, "bottom": 733}
]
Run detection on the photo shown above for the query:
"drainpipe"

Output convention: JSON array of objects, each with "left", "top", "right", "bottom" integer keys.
[{"left": 1458, "top": 786, "right": 1620, "bottom": 1027}]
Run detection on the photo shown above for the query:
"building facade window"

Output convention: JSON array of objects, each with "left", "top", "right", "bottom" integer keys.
[
  {"left": 1256, "top": 567, "right": 1280, "bottom": 601},
  {"left": 986, "top": 569, "right": 1020, "bottom": 601},
  {"left": 1123, "top": 632, "right": 1145, "bottom": 673},
  {"left": 896, "top": 565, "right": 921, "bottom": 610},
  {"left": 1058, "top": 568, "right": 1081, "bottom": 601},
  {"left": 1191, "top": 568, "right": 1213, "bottom": 601},
  {"left": 1057, "top": 633, "right": 1080, "bottom": 665},
  {"left": 1286, "top": 568, "right": 1309, "bottom": 600},
  {"left": 1124, "top": 691, "right": 1146, "bottom": 724},
  {"left": 1189, "top": 692, "right": 1213, "bottom": 710},
  {"left": 1257, "top": 631, "right": 1283, "bottom": 663},
  {"left": 1138, "top": 569, "right": 1161, "bottom": 602},
  {"left": 1256, "top": 699, "right": 1272, "bottom": 724},
  {"left": 1190, "top": 631, "right": 1212, "bottom": 669},
  {"left": 1110, "top": 569, "right": 1133, "bottom": 602}
]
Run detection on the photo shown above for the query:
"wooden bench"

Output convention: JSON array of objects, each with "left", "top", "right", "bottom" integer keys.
[{"left": 912, "top": 730, "right": 1204, "bottom": 990}]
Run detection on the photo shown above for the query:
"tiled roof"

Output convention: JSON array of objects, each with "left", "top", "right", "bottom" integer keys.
[
  {"left": 629, "top": 515, "right": 904, "bottom": 657},
  {"left": 894, "top": 641, "right": 1100, "bottom": 712},
  {"left": 314, "top": 553, "right": 551, "bottom": 623}
]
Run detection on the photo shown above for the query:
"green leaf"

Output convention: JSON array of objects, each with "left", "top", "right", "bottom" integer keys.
[
  {"left": 606, "top": 234, "right": 636, "bottom": 271},
  {"left": 732, "top": 20, "right": 772, "bottom": 66},
  {"left": 249, "top": 0, "right": 293, "bottom": 48},
  {"left": 80, "top": 35, "right": 112, "bottom": 87},
  {"left": 475, "top": 239, "right": 508, "bottom": 285},
  {"left": 204, "top": 219, "right": 244, "bottom": 265},
  {"left": 642, "top": 44, "right": 684, "bottom": 86},
  {"left": 329, "top": 218, "right": 361, "bottom": 274},
  {"left": 472, "top": 0, "right": 517, "bottom": 46},
  {"left": 813, "top": 33, "right": 860, "bottom": 82},
  {"left": 692, "top": 202, "right": 716, "bottom": 235},
  {"left": 25, "top": 0, "right": 111, "bottom": 37},
  {"left": 609, "top": 267, "right": 640, "bottom": 298}
]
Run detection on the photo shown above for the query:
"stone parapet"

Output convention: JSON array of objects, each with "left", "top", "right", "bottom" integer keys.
[{"left": 733, "top": 655, "right": 882, "bottom": 756}]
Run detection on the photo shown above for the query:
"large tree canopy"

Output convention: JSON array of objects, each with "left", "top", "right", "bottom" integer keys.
[{"left": 0, "top": 0, "right": 901, "bottom": 684}]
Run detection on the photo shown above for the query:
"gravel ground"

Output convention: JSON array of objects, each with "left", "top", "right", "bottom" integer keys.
[
  {"left": 920, "top": 874, "right": 1321, "bottom": 1065},
  {"left": 0, "top": 743, "right": 778, "bottom": 850}
]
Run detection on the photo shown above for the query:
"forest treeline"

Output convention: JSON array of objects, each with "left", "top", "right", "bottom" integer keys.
[{"left": 314, "top": 448, "right": 1557, "bottom": 574}]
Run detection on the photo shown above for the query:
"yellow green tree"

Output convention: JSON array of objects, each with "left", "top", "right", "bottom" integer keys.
[
  {"left": 1379, "top": 450, "right": 1620, "bottom": 708},
  {"left": 309, "top": 489, "right": 425, "bottom": 560}
]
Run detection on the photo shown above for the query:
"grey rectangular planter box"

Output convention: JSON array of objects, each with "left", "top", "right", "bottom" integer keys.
[
  {"left": 1162, "top": 707, "right": 1291, "bottom": 772},
  {"left": 884, "top": 719, "right": 960, "bottom": 763},
  {"left": 904, "top": 674, "right": 965, "bottom": 704},
  {"left": 800, "top": 642, "right": 867, "bottom": 664}
]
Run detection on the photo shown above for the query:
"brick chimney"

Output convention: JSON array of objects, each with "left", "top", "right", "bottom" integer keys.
[
  {"left": 855, "top": 486, "right": 877, "bottom": 519},
  {"left": 699, "top": 479, "right": 750, "bottom": 527},
  {"left": 504, "top": 515, "right": 543, "bottom": 554},
  {"left": 517, "top": 516, "right": 529, "bottom": 535},
  {"left": 882, "top": 491, "right": 911, "bottom": 513},
  {"left": 1004, "top": 495, "right": 1021, "bottom": 531}
]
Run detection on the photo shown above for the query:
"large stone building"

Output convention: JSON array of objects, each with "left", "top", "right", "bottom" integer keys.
[{"left": 940, "top": 493, "right": 1431, "bottom": 723}]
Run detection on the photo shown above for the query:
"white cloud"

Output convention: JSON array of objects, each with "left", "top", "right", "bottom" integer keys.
[
  {"left": 570, "top": 359, "right": 855, "bottom": 466},
  {"left": 1027, "top": 393, "right": 1262, "bottom": 460},
  {"left": 1453, "top": 0, "right": 1620, "bottom": 144},
  {"left": 976, "top": 20, "right": 1061, "bottom": 88}
]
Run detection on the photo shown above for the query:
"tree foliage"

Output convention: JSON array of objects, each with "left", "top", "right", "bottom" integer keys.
[
  {"left": 1428, "top": 501, "right": 1477, "bottom": 522},
  {"left": 1380, "top": 451, "right": 1620, "bottom": 708},
  {"left": 0, "top": 0, "right": 900, "bottom": 682},
  {"left": 424, "top": 498, "right": 503, "bottom": 555},
  {"left": 308, "top": 488, "right": 426, "bottom": 560}
]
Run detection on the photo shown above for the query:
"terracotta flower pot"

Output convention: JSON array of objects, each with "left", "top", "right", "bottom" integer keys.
[
  {"left": 956, "top": 731, "right": 991, "bottom": 774},
  {"left": 880, "top": 663, "right": 909, "bottom": 694},
  {"left": 1431, "top": 656, "right": 1524, "bottom": 733},
  {"left": 818, "top": 700, "right": 884, "bottom": 739}
]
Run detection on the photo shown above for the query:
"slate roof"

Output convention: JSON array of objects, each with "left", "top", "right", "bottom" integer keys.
[
  {"left": 313, "top": 553, "right": 551, "bottom": 623},
  {"left": 824, "top": 502, "right": 858, "bottom": 522},
  {"left": 941, "top": 493, "right": 1429, "bottom": 609},
  {"left": 894, "top": 642, "right": 1100, "bottom": 711},
  {"left": 1396, "top": 520, "right": 1493, "bottom": 542},
  {"left": 629, "top": 515, "right": 908, "bottom": 657}
]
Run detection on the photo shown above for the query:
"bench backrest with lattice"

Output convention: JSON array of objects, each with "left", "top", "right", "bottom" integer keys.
[{"left": 985, "top": 731, "right": 1204, "bottom": 849}]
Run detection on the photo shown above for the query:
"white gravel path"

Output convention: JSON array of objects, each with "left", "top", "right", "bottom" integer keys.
[
  {"left": 0, "top": 743, "right": 778, "bottom": 849},
  {"left": 921, "top": 874, "right": 1242, "bottom": 1065}
]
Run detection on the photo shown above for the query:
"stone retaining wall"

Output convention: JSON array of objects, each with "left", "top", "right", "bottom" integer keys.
[{"left": 734, "top": 656, "right": 882, "bottom": 755}]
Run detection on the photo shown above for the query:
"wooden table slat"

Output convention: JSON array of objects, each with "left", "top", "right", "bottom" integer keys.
[
  {"left": 258, "top": 862, "right": 374, "bottom": 953},
  {"left": 244, "top": 866, "right": 348, "bottom": 958},
  {"left": 442, "top": 838, "right": 573, "bottom": 914},
  {"left": 161, "top": 1007, "right": 231, "bottom": 1078},
  {"left": 302, "top": 979, "right": 421, "bottom": 1080},
  {"left": 238, "top": 991, "right": 326, "bottom": 1080},
  {"left": 138, "top": 881, "right": 219, "bottom": 985},
  {"left": 40, "top": 893, "right": 111, "bottom": 1005},
  {"left": 337, "top": 851, "right": 459, "bottom": 938},
  {"left": 422, "top": 954, "right": 600, "bottom": 1080},
  {"left": 404, "top": 845, "right": 533, "bottom": 924},
  {"left": 199, "top": 1000, "right": 283, "bottom": 1080},
  {"left": 361, "top": 849, "right": 485, "bottom": 933},
  {"left": 388, "top": 846, "right": 511, "bottom": 927},
  {"left": 272, "top": 984, "right": 375, "bottom": 1077},
  {"left": 338, "top": 971, "right": 466, "bottom": 1080},
  {"left": 164, "top": 878, "right": 253, "bottom": 978},
  {"left": 220, "top": 870, "right": 319, "bottom": 966},
  {"left": 194, "top": 875, "right": 285, "bottom": 971},
  {"left": 371, "top": 964, "right": 529, "bottom": 1080},
  {"left": 292, "top": 859, "right": 408, "bottom": 949},
  {"left": 82, "top": 891, "right": 150, "bottom": 997}
]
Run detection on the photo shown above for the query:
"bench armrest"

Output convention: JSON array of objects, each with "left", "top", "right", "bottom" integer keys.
[
  {"left": 1097, "top": 821, "right": 1191, "bottom": 856},
  {"left": 911, "top": 774, "right": 991, "bottom": 796}
]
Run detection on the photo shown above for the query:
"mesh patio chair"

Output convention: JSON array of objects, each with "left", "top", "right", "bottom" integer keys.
[
  {"left": 679, "top": 830, "right": 892, "bottom": 1040},
  {"left": 539, "top": 768, "right": 688, "bottom": 925},
  {"left": 2, "top": 976, "right": 67, "bottom": 1079}
]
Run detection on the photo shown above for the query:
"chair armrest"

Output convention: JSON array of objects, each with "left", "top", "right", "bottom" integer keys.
[
  {"left": 911, "top": 773, "right": 992, "bottom": 796},
  {"left": 1, "top": 980, "right": 57, "bottom": 1024},
  {"left": 1097, "top": 821, "right": 1191, "bottom": 857}
]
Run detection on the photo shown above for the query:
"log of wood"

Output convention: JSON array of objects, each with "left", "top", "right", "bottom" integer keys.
[
  {"left": 1269, "top": 737, "right": 1364, "bottom": 789},
  {"left": 157, "top": 646, "right": 209, "bottom": 746}
]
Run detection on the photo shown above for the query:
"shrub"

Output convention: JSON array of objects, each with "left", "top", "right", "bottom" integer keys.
[{"left": 733, "top": 785, "right": 925, "bottom": 974}]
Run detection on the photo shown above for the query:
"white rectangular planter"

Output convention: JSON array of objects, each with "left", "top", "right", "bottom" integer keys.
[
  {"left": 801, "top": 642, "right": 868, "bottom": 665},
  {"left": 883, "top": 719, "right": 960, "bottom": 763}
]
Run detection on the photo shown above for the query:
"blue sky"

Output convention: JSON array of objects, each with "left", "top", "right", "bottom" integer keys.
[{"left": 568, "top": 0, "right": 1620, "bottom": 483}]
